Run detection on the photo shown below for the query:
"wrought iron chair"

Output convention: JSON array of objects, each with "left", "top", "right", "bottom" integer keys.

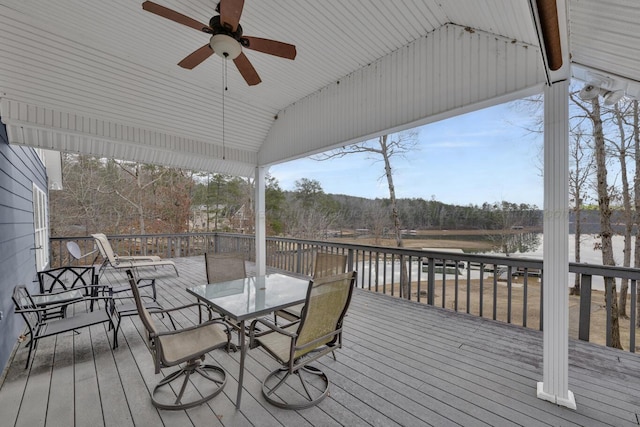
[
  {"left": 275, "top": 252, "right": 348, "bottom": 323},
  {"left": 37, "top": 265, "right": 99, "bottom": 315},
  {"left": 12, "top": 284, "right": 115, "bottom": 369},
  {"left": 125, "top": 270, "right": 230, "bottom": 410},
  {"left": 249, "top": 270, "right": 356, "bottom": 409}
]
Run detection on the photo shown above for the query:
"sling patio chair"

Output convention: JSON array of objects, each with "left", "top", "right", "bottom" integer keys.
[
  {"left": 204, "top": 252, "right": 248, "bottom": 348},
  {"left": 92, "top": 233, "right": 179, "bottom": 278},
  {"left": 125, "top": 269, "right": 230, "bottom": 410},
  {"left": 275, "top": 252, "right": 348, "bottom": 323},
  {"left": 12, "top": 283, "right": 116, "bottom": 369},
  {"left": 204, "top": 252, "right": 247, "bottom": 284},
  {"left": 249, "top": 270, "right": 356, "bottom": 409}
]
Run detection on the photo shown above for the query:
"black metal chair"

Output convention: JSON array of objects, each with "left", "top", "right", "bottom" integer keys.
[
  {"left": 125, "top": 270, "right": 230, "bottom": 410},
  {"left": 249, "top": 271, "right": 356, "bottom": 409},
  {"left": 12, "top": 284, "right": 115, "bottom": 369}
]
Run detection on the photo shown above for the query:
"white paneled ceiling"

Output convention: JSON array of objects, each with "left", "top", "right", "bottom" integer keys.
[{"left": 0, "top": 1, "right": 639, "bottom": 176}]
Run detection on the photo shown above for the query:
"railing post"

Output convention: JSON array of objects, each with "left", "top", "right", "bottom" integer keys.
[
  {"left": 605, "top": 277, "right": 613, "bottom": 347},
  {"left": 214, "top": 233, "right": 220, "bottom": 254},
  {"left": 578, "top": 274, "right": 592, "bottom": 341},
  {"left": 631, "top": 279, "right": 636, "bottom": 353},
  {"left": 427, "top": 258, "right": 435, "bottom": 306},
  {"left": 295, "top": 243, "right": 302, "bottom": 275},
  {"left": 175, "top": 236, "right": 181, "bottom": 258}
]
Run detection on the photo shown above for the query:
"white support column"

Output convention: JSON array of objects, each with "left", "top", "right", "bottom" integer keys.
[
  {"left": 537, "top": 79, "right": 576, "bottom": 410},
  {"left": 254, "top": 166, "right": 267, "bottom": 276}
]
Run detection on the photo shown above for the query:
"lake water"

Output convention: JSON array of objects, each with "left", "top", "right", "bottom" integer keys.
[{"left": 357, "top": 233, "right": 632, "bottom": 292}]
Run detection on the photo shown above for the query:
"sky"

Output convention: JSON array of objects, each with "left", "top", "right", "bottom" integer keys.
[{"left": 269, "top": 100, "right": 544, "bottom": 207}]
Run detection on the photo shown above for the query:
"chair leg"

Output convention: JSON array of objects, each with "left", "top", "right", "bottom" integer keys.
[
  {"left": 151, "top": 359, "right": 226, "bottom": 410},
  {"left": 261, "top": 365, "right": 329, "bottom": 410},
  {"left": 112, "top": 317, "right": 121, "bottom": 349},
  {"left": 24, "top": 338, "right": 36, "bottom": 370}
]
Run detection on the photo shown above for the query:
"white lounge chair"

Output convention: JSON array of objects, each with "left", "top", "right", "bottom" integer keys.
[{"left": 92, "top": 233, "right": 179, "bottom": 277}]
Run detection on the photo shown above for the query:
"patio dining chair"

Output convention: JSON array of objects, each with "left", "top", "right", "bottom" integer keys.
[
  {"left": 249, "top": 270, "right": 356, "bottom": 409},
  {"left": 125, "top": 269, "right": 230, "bottom": 410},
  {"left": 275, "top": 252, "right": 348, "bottom": 323},
  {"left": 204, "top": 252, "right": 247, "bottom": 284},
  {"left": 204, "top": 252, "right": 248, "bottom": 348}
]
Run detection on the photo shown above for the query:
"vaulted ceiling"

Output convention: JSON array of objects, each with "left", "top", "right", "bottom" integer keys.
[{"left": 0, "top": 0, "right": 639, "bottom": 176}]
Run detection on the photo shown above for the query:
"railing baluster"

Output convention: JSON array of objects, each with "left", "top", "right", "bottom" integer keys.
[
  {"left": 578, "top": 274, "right": 592, "bottom": 342},
  {"left": 479, "top": 264, "right": 485, "bottom": 318},
  {"left": 466, "top": 265, "right": 471, "bottom": 314},
  {"left": 631, "top": 279, "right": 636, "bottom": 353},
  {"left": 441, "top": 258, "right": 446, "bottom": 308},
  {"left": 605, "top": 277, "right": 613, "bottom": 347},
  {"left": 507, "top": 266, "right": 512, "bottom": 324},
  {"left": 492, "top": 264, "right": 498, "bottom": 320}
]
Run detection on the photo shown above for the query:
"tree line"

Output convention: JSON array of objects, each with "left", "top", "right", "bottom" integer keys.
[{"left": 51, "top": 156, "right": 541, "bottom": 239}]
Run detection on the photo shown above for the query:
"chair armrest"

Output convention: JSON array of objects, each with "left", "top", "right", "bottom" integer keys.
[
  {"left": 15, "top": 302, "right": 70, "bottom": 313},
  {"left": 249, "top": 317, "right": 299, "bottom": 346}
]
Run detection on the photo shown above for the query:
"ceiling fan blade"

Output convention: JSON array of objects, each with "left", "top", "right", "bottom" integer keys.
[
  {"left": 243, "top": 36, "right": 297, "bottom": 60},
  {"left": 219, "top": 0, "right": 244, "bottom": 32},
  {"left": 142, "top": 1, "right": 211, "bottom": 33},
  {"left": 178, "top": 44, "right": 214, "bottom": 69},
  {"left": 233, "top": 52, "right": 261, "bottom": 86}
]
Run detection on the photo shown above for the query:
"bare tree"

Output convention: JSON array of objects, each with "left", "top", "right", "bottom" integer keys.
[
  {"left": 633, "top": 100, "right": 640, "bottom": 327},
  {"left": 568, "top": 128, "right": 595, "bottom": 295},
  {"left": 609, "top": 101, "right": 635, "bottom": 316},
  {"left": 314, "top": 131, "right": 418, "bottom": 298},
  {"left": 574, "top": 96, "right": 622, "bottom": 349},
  {"left": 108, "top": 162, "right": 167, "bottom": 234}
]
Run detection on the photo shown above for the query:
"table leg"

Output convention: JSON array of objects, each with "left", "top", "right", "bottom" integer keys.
[{"left": 236, "top": 319, "right": 246, "bottom": 408}]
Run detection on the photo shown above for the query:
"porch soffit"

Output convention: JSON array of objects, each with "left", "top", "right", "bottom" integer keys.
[{"left": 0, "top": 1, "right": 638, "bottom": 173}]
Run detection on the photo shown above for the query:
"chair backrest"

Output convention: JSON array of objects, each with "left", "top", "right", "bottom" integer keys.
[
  {"left": 295, "top": 271, "right": 356, "bottom": 359},
  {"left": 313, "top": 252, "right": 348, "bottom": 278},
  {"left": 37, "top": 266, "right": 95, "bottom": 294},
  {"left": 126, "top": 270, "right": 158, "bottom": 337},
  {"left": 91, "top": 233, "right": 117, "bottom": 264},
  {"left": 205, "top": 253, "right": 246, "bottom": 283}
]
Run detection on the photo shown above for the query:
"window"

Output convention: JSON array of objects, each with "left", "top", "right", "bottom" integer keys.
[{"left": 33, "top": 183, "right": 49, "bottom": 270}]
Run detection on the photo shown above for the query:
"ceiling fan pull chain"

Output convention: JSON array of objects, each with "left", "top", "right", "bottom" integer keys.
[{"left": 222, "top": 56, "right": 227, "bottom": 160}]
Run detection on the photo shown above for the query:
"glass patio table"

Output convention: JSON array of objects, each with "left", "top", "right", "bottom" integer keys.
[{"left": 186, "top": 273, "right": 310, "bottom": 408}]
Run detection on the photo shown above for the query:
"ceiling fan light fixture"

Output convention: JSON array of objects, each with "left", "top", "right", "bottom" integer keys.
[{"left": 210, "top": 34, "right": 241, "bottom": 59}]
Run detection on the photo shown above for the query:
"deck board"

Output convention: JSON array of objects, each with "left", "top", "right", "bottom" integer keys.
[{"left": 2, "top": 256, "right": 640, "bottom": 426}]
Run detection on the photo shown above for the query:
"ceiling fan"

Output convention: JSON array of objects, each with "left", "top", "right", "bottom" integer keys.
[{"left": 142, "top": 0, "right": 296, "bottom": 85}]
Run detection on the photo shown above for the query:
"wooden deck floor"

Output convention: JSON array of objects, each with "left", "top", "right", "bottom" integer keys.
[{"left": 1, "top": 256, "right": 640, "bottom": 426}]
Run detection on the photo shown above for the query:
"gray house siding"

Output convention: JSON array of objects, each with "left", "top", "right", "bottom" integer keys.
[{"left": 0, "top": 119, "right": 47, "bottom": 375}]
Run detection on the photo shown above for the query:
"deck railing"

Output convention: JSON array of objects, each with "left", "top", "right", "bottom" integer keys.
[{"left": 50, "top": 232, "right": 639, "bottom": 352}]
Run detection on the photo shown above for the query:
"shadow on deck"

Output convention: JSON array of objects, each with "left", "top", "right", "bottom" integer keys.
[{"left": 1, "top": 256, "right": 639, "bottom": 426}]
